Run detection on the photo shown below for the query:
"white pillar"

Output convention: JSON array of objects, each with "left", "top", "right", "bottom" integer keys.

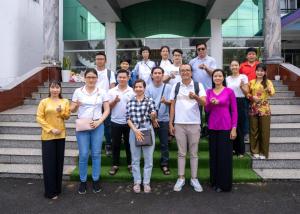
[
  {"left": 105, "top": 22, "right": 117, "bottom": 72},
  {"left": 210, "top": 19, "right": 223, "bottom": 68},
  {"left": 59, "top": 0, "right": 64, "bottom": 62},
  {"left": 42, "top": 0, "right": 59, "bottom": 65}
]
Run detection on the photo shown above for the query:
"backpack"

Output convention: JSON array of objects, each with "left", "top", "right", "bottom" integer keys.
[{"left": 174, "top": 81, "right": 200, "bottom": 100}]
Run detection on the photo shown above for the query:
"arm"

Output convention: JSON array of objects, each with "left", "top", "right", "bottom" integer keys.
[
  {"left": 36, "top": 100, "right": 55, "bottom": 133},
  {"left": 109, "top": 95, "right": 120, "bottom": 109},
  {"left": 91, "top": 101, "right": 110, "bottom": 129},
  {"left": 229, "top": 90, "right": 238, "bottom": 140},
  {"left": 169, "top": 100, "right": 175, "bottom": 136},
  {"left": 266, "top": 80, "right": 275, "bottom": 97},
  {"left": 70, "top": 101, "right": 79, "bottom": 113},
  {"left": 59, "top": 100, "right": 71, "bottom": 120}
]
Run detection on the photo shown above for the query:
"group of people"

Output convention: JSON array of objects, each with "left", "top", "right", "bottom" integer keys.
[{"left": 36, "top": 43, "right": 275, "bottom": 199}]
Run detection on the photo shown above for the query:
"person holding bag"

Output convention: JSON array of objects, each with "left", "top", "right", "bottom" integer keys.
[
  {"left": 70, "top": 68, "right": 110, "bottom": 195},
  {"left": 126, "top": 79, "right": 157, "bottom": 193},
  {"left": 36, "top": 81, "right": 70, "bottom": 199}
]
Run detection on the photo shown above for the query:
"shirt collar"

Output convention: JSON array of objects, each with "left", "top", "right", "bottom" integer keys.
[
  {"left": 82, "top": 86, "right": 99, "bottom": 95},
  {"left": 180, "top": 79, "right": 194, "bottom": 87}
]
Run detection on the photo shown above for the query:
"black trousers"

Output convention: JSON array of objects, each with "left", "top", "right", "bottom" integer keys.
[
  {"left": 209, "top": 130, "right": 233, "bottom": 191},
  {"left": 233, "top": 98, "right": 246, "bottom": 155},
  {"left": 111, "top": 122, "right": 131, "bottom": 166},
  {"left": 41, "top": 138, "right": 65, "bottom": 198}
]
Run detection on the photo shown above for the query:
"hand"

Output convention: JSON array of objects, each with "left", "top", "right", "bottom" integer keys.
[
  {"left": 169, "top": 124, "right": 175, "bottom": 136},
  {"left": 189, "top": 92, "right": 197, "bottom": 99},
  {"left": 252, "top": 96, "right": 261, "bottom": 103},
  {"left": 152, "top": 118, "right": 160, "bottom": 128},
  {"left": 240, "top": 80, "right": 245, "bottom": 88},
  {"left": 199, "top": 64, "right": 206, "bottom": 70},
  {"left": 56, "top": 105, "right": 62, "bottom": 113},
  {"left": 265, "top": 87, "right": 272, "bottom": 94},
  {"left": 210, "top": 97, "right": 219, "bottom": 105},
  {"left": 134, "top": 129, "right": 144, "bottom": 142},
  {"left": 114, "top": 95, "right": 120, "bottom": 103},
  {"left": 230, "top": 128, "right": 237, "bottom": 140},
  {"left": 150, "top": 111, "right": 157, "bottom": 120},
  {"left": 51, "top": 129, "right": 61, "bottom": 135},
  {"left": 170, "top": 73, "right": 176, "bottom": 79},
  {"left": 75, "top": 100, "right": 82, "bottom": 108},
  {"left": 160, "top": 96, "right": 167, "bottom": 104},
  {"left": 90, "top": 120, "right": 100, "bottom": 129}
]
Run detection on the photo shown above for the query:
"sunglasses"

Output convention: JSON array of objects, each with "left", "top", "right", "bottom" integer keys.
[{"left": 197, "top": 48, "right": 206, "bottom": 51}]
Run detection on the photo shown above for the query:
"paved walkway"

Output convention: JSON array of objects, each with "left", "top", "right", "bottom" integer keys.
[{"left": 0, "top": 178, "right": 299, "bottom": 214}]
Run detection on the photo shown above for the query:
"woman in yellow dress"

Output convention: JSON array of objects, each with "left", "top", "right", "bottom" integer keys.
[
  {"left": 247, "top": 64, "right": 275, "bottom": 159},
  {"left": 36, "top": 81, "right": 70, "bottom": 199}
]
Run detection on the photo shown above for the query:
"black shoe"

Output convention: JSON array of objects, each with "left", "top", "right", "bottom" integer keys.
[
  {"left": 105, "top": 145, "right": 112, "bottom": 156},
  {"left": 78, "top": 182, "right": 87, "bottom": 194},
  {"left": 92, "top": 180, "right": 102, "bottom": 193}
]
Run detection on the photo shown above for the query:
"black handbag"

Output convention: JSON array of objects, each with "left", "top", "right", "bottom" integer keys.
[{"left": 135, "top": 127, "right": 153, "bottom": 147}]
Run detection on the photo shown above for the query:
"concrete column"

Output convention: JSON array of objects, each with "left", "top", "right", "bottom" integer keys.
[
  {"left": 263, "top": 0, "right": 283, "bottom": 64},
  {"left": 42, "top": 0, "right": 59, "bottom": 65},
  {"left": 105, "top": 22, "right": 117, "bottom": 72},
  {"left": 210, "top": 19, "right": 223, "bottom": 68},
  {"left": 59, "top": 0, "right": 64, "bottom": 62}
]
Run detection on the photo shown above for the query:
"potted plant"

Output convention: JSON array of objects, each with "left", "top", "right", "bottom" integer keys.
[
  {"left": 275, "top": 65, "right": 281, "bottom": 81},
  {"left": 62, "top": 56, "right": 71, "bottom": 82}
]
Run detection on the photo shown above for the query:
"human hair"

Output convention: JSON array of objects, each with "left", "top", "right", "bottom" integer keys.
[
  {"left": 48, "top": 80, "right": 62, "bottom": 99},
  {"left": 133, "top": 79, "right": 146, "bottom": 88},
  {"left": 256, "top": 63, "right": 268, "bottom": 89},
  {"left": 196, "top": 42, "right": 207, "bottom": 49},
  {"left": 160, "top": 45, "right": 170, "bottom": 53},
  {"left": 246, "top": 47, "right": 257, "bottom": 55},
  {"left": 151, "top": 66, "right": 165, "bottom": 74},
  {"left": 117, "top": 69, "right": 129, "bottom": 76},
  {"left": 172, "top": 48, "right": 183, "bottom": 55},
  {"left": 211, "top": 69, "right": 227, "bottom": 88},
  {"left": 84, "top": 68, "right": 98, "bottom": 77},
  {"left": 119, "top": 57, "right": 131, "bottom": 65},
  {"left": 230, "top": 59, "right": 240, "bottom": 65},
  {"left": 95, "top": 51, "right": 106, "bottom": 60},
  {"left": 179, "top": 64, "right": 193, "bottom": 72},
  {"left": 139, "top": 46, "right": 151, "bottom": 55}
]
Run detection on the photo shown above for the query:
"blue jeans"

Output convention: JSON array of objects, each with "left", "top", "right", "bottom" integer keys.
[
  {"left": 129, "top": 127, "right": 155, "bottom": 185},
  {"left": 76, "top": 124, "right": 104, "bottom": 182},
  {"left": 155, "top": 121, "right": 169, "bottom": 166}
]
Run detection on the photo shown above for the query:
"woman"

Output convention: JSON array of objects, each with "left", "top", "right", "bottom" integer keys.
[
  {"left": 156, "top": 46, "right": 173, "bottom": 83},
  {"left": 132, "top": 46, "right": 155, "bottom": 85},
  {"left": 71, "top": 68, "right": 110, "bottom": 194},
  {"left": 126, "top": 79, "right": 157, "bottom": 193},
  {"left": 247, "top": 63, "right": 275, "bottom": 159},
  {"left": 36, "top": 81, "right": 70, "bottom": 199},
  {"left": 206, "top": 69, "right": 237, "bottom": 192},
  {"left": 226, "top": 60, "right": 249, "bottom": 158}
]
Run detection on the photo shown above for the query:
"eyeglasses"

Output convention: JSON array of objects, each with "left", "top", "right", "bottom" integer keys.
[
  {"left": 180, "top": 69, "right": 191, "bottom": 73},
  {"left": 85, "top": 76, "right": 97, "bottom": 79},
  {"left": 96, "top": 58, "right": 105, "bottom": 60},
  {"left": 197, "top": 48, "right": 206, "bottom": 51}
]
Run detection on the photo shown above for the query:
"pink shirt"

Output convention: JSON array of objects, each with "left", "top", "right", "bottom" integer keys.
[{"left": 205, "top": 87, "right": 237, "bottom": 131}]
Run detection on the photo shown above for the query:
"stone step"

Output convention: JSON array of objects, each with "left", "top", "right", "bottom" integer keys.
[
  {"left": 0, "top": 163, "right": 76, "bottom": 179},
  {"left": 271, "top": 105, "right": 300, "bottom": 123},
  {"left": 0, "top": 148, "right": 78, "bottom": 165},
  {"left": 0, "top": 122, "right": 77, "bottom": 136},
  {"left": 271, "top": 80, "right": 285, "bottom": 87},
  {"left": 246, "top": 137, "right": 300, "bottom": 152},
  {"left": 270, "top": 123, "right": 300, "bottom": 137},
  {"left": 269, "top": 98, "right": 300, "bottom": 105},
  {"left": 273, "top": 91, "right": 295, "bottom": 97},
  {"left": 0, "top": 134, "right": 78, "bottom": 149},
  {"left": 253, "top": 169, "right": 300, "bottom": 180},
  {"left": 252, "top": 152, "right": 300, "bottom": 169},
  {"left": 274, "top": 85, "right": 289, "bottom": 91}
]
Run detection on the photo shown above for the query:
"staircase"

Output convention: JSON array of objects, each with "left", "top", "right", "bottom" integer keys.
[
  {"left": 0, "top": 80, "right": 300, "bottom": 180},
  {"left": 251, "top": 80, "right": 300, "bottom": 179}
]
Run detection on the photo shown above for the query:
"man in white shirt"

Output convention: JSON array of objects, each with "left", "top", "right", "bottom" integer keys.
[
  {"left": 163, "top": 48, "right": 183, "bottom": 86},
  {"left": 169, "top": 64, "right": 206, "bottom": 193},
  {"left": 108, "top": 69, "right": 135, "bottom": 175},
  {"left": 95, "top": 51, "right": 116, "bottom": 156}
]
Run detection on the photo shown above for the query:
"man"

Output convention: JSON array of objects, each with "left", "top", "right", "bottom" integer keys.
[
  {"left": 146, "top": 66, "right": 172, "bottom": 175},
  {"left": 163, "top": 48, "right": 183, "bottom": 87},
  {"left": 108, "top": 69, "right": 135, "bottom": 175},
  {"left": 240, "top": 47, "right": 260, "bottom": 142},
  {"left": 189, "top": 42, "right": 216, "bottom": 136},
  {"left": 95, "top": 51, "right": 116, "bottom": 156},
  {"left": 169, "top": 64, "right": 206, "bottom": 192}
]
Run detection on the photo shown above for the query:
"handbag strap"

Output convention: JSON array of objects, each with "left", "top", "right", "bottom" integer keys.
[
  {"left": 80, "top": 87, "right": 99, "bottom": 120},
  {"left": 157, "top": 83, "right": 166, "bottom": 112},
  {"left": 137, "top": 97, "right": 150, "bottom": 129}
]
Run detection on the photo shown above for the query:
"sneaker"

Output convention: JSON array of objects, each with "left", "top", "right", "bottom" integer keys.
[
  {"left": 252, "top": 154, "right": 260, "bottom": 159},
  {"left": 105, "top": 145, "right": 112, "bottom": 156},
  {"left": 133, "top": 183, "right": 141, "bottom": 193},
  {"left": 143, "top": 184, "right": 151, "bottom": 193},
  {"left": 259, "top": 155, "right": 266, "bottom": 160},
  {"left": 92, "top": 180, "right": 102, "bottom": 193},
  {"left": 190, "top": 178, "right": 203, "bottom": 192},
  {"left": 78, "top": 182, "right": 87, "bottom": 194},
  {"left": 244, "top": 134, "right": 249, "bottom": 142},
  {"left": 173, "top": 178, "right": 185, "bottom": 192}
]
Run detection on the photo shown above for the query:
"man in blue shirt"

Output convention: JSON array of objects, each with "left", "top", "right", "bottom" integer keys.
[{"left": 146, "top": 66, "right": 172, "bottom": 175}]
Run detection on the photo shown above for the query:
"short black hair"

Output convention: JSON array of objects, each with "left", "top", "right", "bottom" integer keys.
[
  {"left": 160, "top": 46, "right": 170, "bottom": 53},
  {"left": 117, "top": 69, "right": 129, "bottom": 76},
  {"left": 246, "top": 47, "right": 257, "bottom": 55},
  {"left": 95, "top": 51, "right": 106, "bottom": 60},
  {"left": 211, "top": 69, "right": 227, "bottom": 88},
  {"left": 139, "top": 46, "right": 151, "bottom": 55},
  {"left": 119, "top": 57, "right": 131, "bottom": 65},
  {"left": 151, "top": 66, "right": 165, "bottom": 74},
  {"left": 196, "top": 42, "right": 207, "bottom": 49},
  {"left": 84, "top": 68, "right": 98, "bottom": 77},
  {"left": 48, "top": 80, "right": 62, "bottom": 99},
  {"left": 172, "top": 48, "right": 183, "bottom": 55},
  {"left": 179, "top": 64, "right": 193, "bottom": 72},
  {"left": 133, "top": 79, "right": 146, "bottom": 88}
]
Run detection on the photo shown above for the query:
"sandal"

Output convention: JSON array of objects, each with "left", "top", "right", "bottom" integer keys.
[
  {"left": 127, "top": 165, "right": 132, "bottom": 174},
  {"left": 133, "top": 184, "right": 141, "bottom": 193},
  {"left": 161, "top": 166, "right": 171, "bottom": 175},
  {"left": 143, "top": 184, "right": 151, "bottom": 193},
  {"left": 109, "top": 166, "right": 119, "bottom": 176}
]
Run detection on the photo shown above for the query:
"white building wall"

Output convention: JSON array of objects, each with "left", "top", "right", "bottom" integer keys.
[{"left": 0, "top": 0, "right": 43, "bottom": 87}]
